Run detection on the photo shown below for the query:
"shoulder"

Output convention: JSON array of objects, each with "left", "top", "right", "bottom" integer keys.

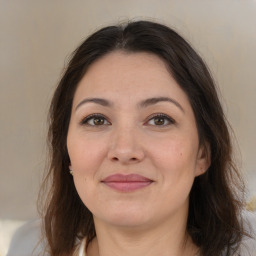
[
  {"left": 239, "top": 211, "right": 256, "bottom": 255},
  {"left": 7, "top": 218, "right": 87, "bottom": 256},
  {"left": 6, "top": 219, "right": 47, "bottom": 256}
]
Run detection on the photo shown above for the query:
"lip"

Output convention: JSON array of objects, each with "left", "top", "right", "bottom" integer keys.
[{"left": 101, "top": 174, "right": 153, "bottom": 192}]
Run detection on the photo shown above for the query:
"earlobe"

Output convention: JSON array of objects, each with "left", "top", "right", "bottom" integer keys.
[
  {"left": 195, "top": 142, "right": 211, "bottom": 176},
  {"left": 69, "top": 165, "right": 74, "bottom": 176}
]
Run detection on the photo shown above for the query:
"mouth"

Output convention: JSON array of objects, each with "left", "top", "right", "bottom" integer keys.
[{"left": 101, "top": 173, "right": 154, "bottom": 192}]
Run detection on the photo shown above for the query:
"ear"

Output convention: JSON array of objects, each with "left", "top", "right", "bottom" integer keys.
[{"left": 195, "top": 142, "right": 211, "bottom": 177}]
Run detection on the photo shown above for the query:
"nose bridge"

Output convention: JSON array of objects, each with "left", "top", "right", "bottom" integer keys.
[
  {"left": 113, "top": 124, "right": 136, "bottom": 148},
  {"left": 107, "top": 120, "right": 145, "bottom": 164}
]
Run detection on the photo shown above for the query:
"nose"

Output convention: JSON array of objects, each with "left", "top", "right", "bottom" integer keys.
[{"left": 107, "top": 126, "right": 145, "bottom": 165}]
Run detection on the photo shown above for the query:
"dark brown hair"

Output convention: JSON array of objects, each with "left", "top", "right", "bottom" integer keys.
[{"left": 39, "top": 20, "right": 246, "bottom": 256}]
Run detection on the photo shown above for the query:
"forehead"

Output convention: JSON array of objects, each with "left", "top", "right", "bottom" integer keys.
[{"left": 73, "top": 51, "right": 190, "bottom": 109}]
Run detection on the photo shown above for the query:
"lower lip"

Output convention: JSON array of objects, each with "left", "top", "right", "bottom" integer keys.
[{"left": 102, "top": 181, "right": 153, "bottom": 192}]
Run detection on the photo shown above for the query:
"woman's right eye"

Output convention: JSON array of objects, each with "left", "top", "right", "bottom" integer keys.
[{"left": 80, "top": 114, "right": 111, "bottom": 126}]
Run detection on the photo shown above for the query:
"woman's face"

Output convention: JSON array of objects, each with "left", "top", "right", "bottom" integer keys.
[{"left": 67, "top": 51, "right": 209, "bottom": 229}]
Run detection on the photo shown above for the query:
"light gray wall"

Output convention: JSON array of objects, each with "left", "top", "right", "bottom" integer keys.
[{"left": 1, "top": 0, "right": 255, "bottom": 220}]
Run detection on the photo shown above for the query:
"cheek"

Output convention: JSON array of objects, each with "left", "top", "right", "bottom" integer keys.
[
  {"left": 149, "top": 136, "right": 199, "bottom": 195},
  {"left": 152, "top": 138, "right": 197, "bottom": 170},
  {"left": 67, "top": 132, "right": 110, "bottom": 192},
  {"left": 69, "top": 138, "right": 108, "bottom": 207},
  {"left": 68, "top": 135, "right": 107, "bottom": 175},
  {"left": 155, "top": 140, "right": 198, "bottom": 200}
]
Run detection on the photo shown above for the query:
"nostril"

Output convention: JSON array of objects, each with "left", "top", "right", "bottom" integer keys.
[
  {"left": 108, "top": 147, "right": 145, "bottom": 163},
  {"left": 111, "top": 156, "right": 138, "bottom": 162}
]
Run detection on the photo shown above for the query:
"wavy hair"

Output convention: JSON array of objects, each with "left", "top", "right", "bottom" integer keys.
[{"left": 39, "top": 20, "right": 246, "bottom": 256}]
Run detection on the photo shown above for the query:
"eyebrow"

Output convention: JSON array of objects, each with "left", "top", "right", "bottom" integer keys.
[
  {"left": 75, "top": 98, "right": 113, "bottom": 111},
  {"left": 75, "top": 96, "right": 184, "bottom": 113},
  {"left": 139, "top": 97, "right": 184, "bottom": 112}
]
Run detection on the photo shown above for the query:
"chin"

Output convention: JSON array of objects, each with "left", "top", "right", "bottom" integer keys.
[{"left": 95, "top": 209, "right": 151, "bottom": 228}]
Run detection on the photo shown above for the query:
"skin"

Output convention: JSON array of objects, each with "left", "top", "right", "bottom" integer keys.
[{"left": 67, "top": 51, "right": 210, "bottom": 256}]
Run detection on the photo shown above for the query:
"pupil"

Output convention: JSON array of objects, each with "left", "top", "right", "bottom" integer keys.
[
  {"left": 94, "top": 118, "right": 104, "bottom": 125},
  {"left": 155, "top": 117, "right": 164, "bottom": 125}
]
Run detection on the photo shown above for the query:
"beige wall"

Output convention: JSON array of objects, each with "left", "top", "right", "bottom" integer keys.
[{"left": 1, "top": 0, "right": 255, "bottom": 220}]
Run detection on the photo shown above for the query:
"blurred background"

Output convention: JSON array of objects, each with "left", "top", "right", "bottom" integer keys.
[{"left": 0, "top": 0, "right": 255, "bottom": 223}]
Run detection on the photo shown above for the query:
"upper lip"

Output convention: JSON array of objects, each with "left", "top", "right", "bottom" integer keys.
[{"left": 102, "top": 174, "right": 153, "bottom": 182}]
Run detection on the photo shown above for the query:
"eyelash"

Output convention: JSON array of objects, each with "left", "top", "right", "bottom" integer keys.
[{"left": 80, "top": 113, "right": 175, "bottom": 127}]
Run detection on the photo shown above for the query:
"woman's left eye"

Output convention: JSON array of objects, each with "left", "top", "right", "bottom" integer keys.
[{"left": 146, "top": 114, "right": 175, "bottom": 126}]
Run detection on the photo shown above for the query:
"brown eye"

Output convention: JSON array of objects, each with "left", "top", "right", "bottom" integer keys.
[
  {"left": 147, "top": 114, "right": 175, "bottom": 126},
  {"left": 81, "top": 114, "right": 110, "bottom": 126},
  {"left": 154, "top": 116, "right": 165, "bottom": 125},
  {"left": 93, "top": 117, "right": 105, "bottom": 125}
]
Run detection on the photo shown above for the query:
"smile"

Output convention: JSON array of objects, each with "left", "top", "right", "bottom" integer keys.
[{"left": 101, "top": 173, "right": 154, "bottom": 192}]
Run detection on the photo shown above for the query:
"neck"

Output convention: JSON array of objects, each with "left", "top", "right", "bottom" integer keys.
[{"left": 87, "top": 210, "right": 198, "bottom": 256}]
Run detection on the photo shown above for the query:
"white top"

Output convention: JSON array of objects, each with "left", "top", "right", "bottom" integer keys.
[{"left": 78, "top": 238, "right": 86, "bottom": 256}]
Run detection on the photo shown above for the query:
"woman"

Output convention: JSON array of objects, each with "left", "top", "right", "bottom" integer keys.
[{"left": 40, "top": 20, "right": 254, "bottom": 256}]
